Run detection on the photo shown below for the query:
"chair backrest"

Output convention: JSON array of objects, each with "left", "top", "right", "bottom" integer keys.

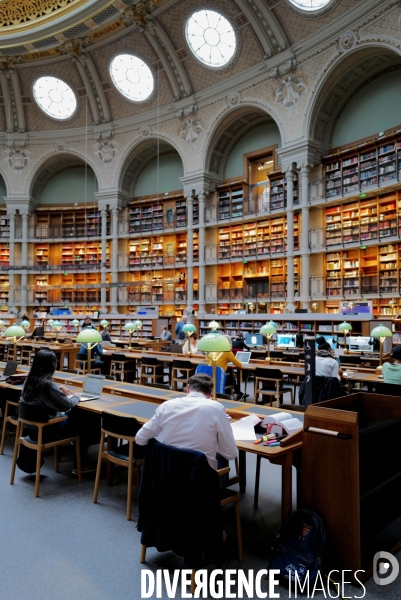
[
  {"left": 172, "top": 359, "right": 194, "bottom": 370},
  {"left": 111, "top": 353, "right": 128, "bottom": 361},
  {"left": 137, "top": 439, "right": 221, "bottom": 567},
  {"left": 19, "top": 401, "right": 50, "bottom": 423},
  {"left": 75, "top": 353, "right": 87, "bottom": 360},
  {"left": 141, "top": 357, "right": 160, "bottom": 366},
  {"left": 254, "top": 367, "right": 283, "bottom": 380},
  {"left": 22, "top": 345, "right": 32, "bottom": 351},
  {"left": 375, "top": 381, "right": 401, "bottom": 396},
  {"left": 102, "top": 411, "right": 142, "bottom": 438},
  {"left": 270, "top": 350, "right": 284, "bottom": 359},
  {"left": 340, "top": 355, "right": 361, "bottom": 366},
  {"left": 195, "top": 364, "right": 226, "bottom": 393},
  {"left": 146, "top": 383, "right": 171, "bottom": 390},
  {"left": 167, "top": 344, "right": 183, "bottom": 354}
]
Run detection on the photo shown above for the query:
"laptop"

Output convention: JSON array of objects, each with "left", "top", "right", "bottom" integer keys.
[
  {"left": 236, "top": 352, "right": 251, "bottom": 364},
  {"left": 79, "top": 374, "right": 105, "bottom": 402},
  {"left": 0, "top": 361, "right": 19, "bottom": 381}
]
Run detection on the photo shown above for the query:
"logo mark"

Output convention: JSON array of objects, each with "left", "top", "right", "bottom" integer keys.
[{"left": 373, "top": 551, "right": 399, "bottom": 586}]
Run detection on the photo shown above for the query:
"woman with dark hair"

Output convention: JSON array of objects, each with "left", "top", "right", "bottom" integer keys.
[
  {"left": 182, "top": 332, "right": 199, "bottom": 355},
  {"left": 21, "top": 349, "right": 97, "bottom": 473},
  {"left": 315, "top": 342, "right": 343, "bottom": 379}
]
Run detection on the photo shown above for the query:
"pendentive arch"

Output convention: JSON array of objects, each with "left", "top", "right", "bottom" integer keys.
[
  {"left": 203, "top": 103, "right": 285, "bottom": 180},
  {"left": 306, "top": 43, "right": 401, "bottom": 151},
  {"left": 117, "top": 136, "right": 185, "bottom": 197}
]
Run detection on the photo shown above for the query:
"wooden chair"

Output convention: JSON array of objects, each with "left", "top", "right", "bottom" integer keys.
[
  {"left": 20, "top": 345, "right": 34, "bottom": 366},
  {"left": 10, "top": 402, "right": 82, "bottom": 497},
  {"left": 171, "top": 359, "right": 196, "bottom": 390},
  {"left": 6, "top": 344, "right": 17, "bottom": 362},
  {"left": 375, "top": 381, "right": 401, "bottom": 396},
  {"left": 74, "top": 353, "right": 101, "bottom": 375},
  {"left": 93, "top": 411, "right": 143, "bottom": 520},
  {"left": 109, "top": 353, "right": 136, "bottom": 382},
  {"left": 218, "top": 462, "right": 243, "bottom": 561},
  {"left": 254, "top": 367, "right": 293, "bottom": 406},
  {"left": 140, "top": 357, "right": 165, "bottom": 385},
  {"left": 0, "top": 389, "right": 21, "bottom": 455}
]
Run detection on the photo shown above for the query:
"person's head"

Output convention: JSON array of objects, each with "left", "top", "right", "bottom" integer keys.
[
  {"left": 316, "top": 336, "right": 326, "bottom": 348},
  {"left": 211, "top": 307, "right": 215, "bottom": 314},
  {"left": 162, "top": 326, "right": 167, "bottom": 332},
  {"left": 391, "top": 346, "right": 401, "bottom": 362},
  {"left": 84, "top": 316, "right": 91, "bottom": 323},
  {"left": 182, "top": 315, "right": 188, "bottom": 323},
  {"left": 187, "top": 374, "right": 213, "bottom": 397},
  {"left": 23, "top": 350, "right": 57, "bottom": 401},
  {"left": 317, "top": 342, "right": 335, "bottom": 358},
  {"left": 190, "top": 332, "right": 198, "bottom": 342}
]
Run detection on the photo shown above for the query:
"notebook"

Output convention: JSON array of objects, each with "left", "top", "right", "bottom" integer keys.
[
  {"left": 236, "top": 351, "right": 251, "bottom": 364},
  {"left": 0, "top": 361, "right": 19, "bottom": 381},
  {"left": 79, "top": 374, "right": 105, "bottom": 402}
]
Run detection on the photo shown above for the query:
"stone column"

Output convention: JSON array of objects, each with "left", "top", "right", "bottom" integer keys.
[
  {"left": 197, "top": 191, "right": 206, "bottom": 313},
  {"left": 111, "top": 207, "right": 119, "bottom": 312},
  {"left": 21, "top": 212, "right": 28, "bottom": 267},
  {"left": 8, "top": 211, "right": 15, "bottom": 311},
  {"left": 301, "top": 164, "right": 311, "bottom": 306},
  {"left": 100, "top": 207, "right": 108, "bottom": 312},
  {"left": 186, "top": 192, "right": 194, "bottom": 306},
  {"left": 286, "top": 168, "right": 295, "bottom": 303}
]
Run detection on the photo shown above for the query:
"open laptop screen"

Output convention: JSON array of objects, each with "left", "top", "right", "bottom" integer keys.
[
  {"left": 236, "top": 351, "right": 251, "bottom": 363},
  {"left": 82, "top": 374, "right": 105, "bottom": 395}
]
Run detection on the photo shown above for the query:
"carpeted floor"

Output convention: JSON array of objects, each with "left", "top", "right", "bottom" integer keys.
[{"left": 0, "top": 427, "right": 400, "bottom": 600}]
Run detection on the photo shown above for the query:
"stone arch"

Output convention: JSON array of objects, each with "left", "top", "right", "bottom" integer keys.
[
  {"left": 28, "top": 151, "right": 100, "bottom": 202},
  {"left": 306, "top": 43, "right": 401, "bottom": 151},
  {"left": 117, "top": 136, "right": 185, "bottom": 197},
  {"left": 202, "top": 102, "right": 285, "bottom": 179}
]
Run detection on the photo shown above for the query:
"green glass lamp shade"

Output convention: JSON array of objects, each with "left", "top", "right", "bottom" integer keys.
[
  {"left": 124, "top": 321, "right": 137, "bottom": 332},
  {"left": 52, "top": 320, "right": 62, "bottom": 329},
  {"left": 48, "top": 319, "right": 54, "bottom": 326},
  {"left": 134, "top": 319, "right": 143, "bottom": 329},
  {"left": 260, "top": 323, "right": 277, "bottom": 336},
  {"left": 198, "top": 332, "right": 231, "bottom": 352},
  {"left": 208, "top": 320, "right": 220, "bottom": 330},
  {"left": 99, "top": 319, "right": 109, "bottom": 327},
  {"left": 76, "top": 329, "right": 102, "bottom": 344},
  {"left": 0, "top": 319, "right": 4, "bottom": 327},
  {"left": 71, "top": 319, "right": 80, "bottom": 326},
  {"left": 268, "top": 320, "right": 279, "bottom": 330},
  {"left": 4, "top": 325, "right": 26, "bottom": 338},
  {"left": 182, "top": 323, "right": 196, "bottom": 334},
  {"left": 20, "top": 319, "right": 30, "bottom": 328},
  {"left": 370, "top": 324, "right": 392, "bottom": 338},
  {"left": 338, "top": 321, "right": 352, "bottom": 332}
]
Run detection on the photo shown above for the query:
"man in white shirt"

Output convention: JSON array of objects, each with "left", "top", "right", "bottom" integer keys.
[{"left": 135, "top": 374, "right": 237, "bottom": 470}]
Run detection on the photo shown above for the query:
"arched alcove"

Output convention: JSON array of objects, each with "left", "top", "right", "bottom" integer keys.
[{"left": 0, "top": 176, "right": 7, "bottom": 204}]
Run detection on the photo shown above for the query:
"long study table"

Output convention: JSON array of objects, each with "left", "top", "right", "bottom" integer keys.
[{"left": 0, "top": 364, "right": 302, "bottom": 521}]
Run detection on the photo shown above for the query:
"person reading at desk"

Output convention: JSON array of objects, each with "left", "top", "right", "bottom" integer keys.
[
  {"left": 79, "top": 339, "right": 107, "bottom": 375},
  {"left": 135, "top": 374, "right": 237, "bottom": 471},
  {"left": 205, "top": 344, "right": 245, "bottom": 399},
  {"left": 20, "top": 349, "right": 98, "bottom": 473},
  {"left": 182, "top": 332, "right": 200, "bottom": 355},
  {"left": 315, "top": 342, "right": 343, "bottom": 379},
  {"left": 382, "top": 346, "right": 401, "bottom": 385}
]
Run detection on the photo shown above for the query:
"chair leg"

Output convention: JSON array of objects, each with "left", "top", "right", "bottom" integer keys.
[
  {"left": 126, "top": 441, "right": 134, "bottom": 521},
  {"left": 75, "top": 438, "right": 82, "bottom": 484},
  {"left": 9, "top": 421, "right": 21, "bottom": 484},
  {"left": 140, "top": 545, "right": 147, "bottom": 563},
  {"left": 35, "top": 450, "right": 42, "bottom": 498},
  {"left": 254, "top": 454, "right": 261, "bottom": 508},
  {"left": 234, "top": 497, "right": 244, "bottom": 561},
  {"left": 93, "top": 432, "right": 105, "bottom": 504},
  {"left": 54, "top": 446, "right": 59, "bottom": 472},
  {"left": 0, "top": 402, "right": 10, "bottom": 455}
]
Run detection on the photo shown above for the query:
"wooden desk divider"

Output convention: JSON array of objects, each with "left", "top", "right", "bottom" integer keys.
[{"left": 301, "top": 392, "right": 401, "bottom": 582}]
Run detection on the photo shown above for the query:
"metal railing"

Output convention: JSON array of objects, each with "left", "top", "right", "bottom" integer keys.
[{"left": 309, "top": 273, "right": 395, "bottom": 297}]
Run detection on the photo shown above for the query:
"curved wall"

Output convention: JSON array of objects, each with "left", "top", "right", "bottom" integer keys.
[
  {"left": 332, "top": 71, "right": 401, "bottom": 147},
  {"left": 225, "top": 123, "right": 282, "bottom": 178},
  {"left": 134, "top": 153, "right": 184, "bottom": 196},
  {"left": 39, "top": 167, "right": 98, "bottom": 205}
]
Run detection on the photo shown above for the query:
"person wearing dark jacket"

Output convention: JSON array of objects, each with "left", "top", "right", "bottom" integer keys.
[{"left": 21, "top": 349, "right": 98, "bottom": 473}]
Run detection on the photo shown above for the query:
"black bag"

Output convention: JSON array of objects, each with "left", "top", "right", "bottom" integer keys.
[
  {"left": 16, "top": 445, "right": 44, "bottom": 474},
  {"left": 267, "top": 509, "right": 326, "bottom": 589}
]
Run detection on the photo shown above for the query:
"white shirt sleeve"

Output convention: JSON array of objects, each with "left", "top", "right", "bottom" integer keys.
[
  {"left": 216, "top": 410, "right": 238, "bottom": 460},
  {"left": 332, "top": 359, "right": 339, "bottom": 379},
  {"left": 135, "top": 405, "right": 164, "bottom": 446}
]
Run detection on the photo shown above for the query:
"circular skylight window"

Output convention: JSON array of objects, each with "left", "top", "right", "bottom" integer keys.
[
  {"left": 33, "top": 76, "right": 77, "bottom": 120},
  {"left": 110, "top": 54, "right": 154, "bottom": 102},
  {"left": 186, "top": 9, "right": 236, "bottom": 67},
  {"left": 288, "top": 0, "right": 332, "bottom": 11}
]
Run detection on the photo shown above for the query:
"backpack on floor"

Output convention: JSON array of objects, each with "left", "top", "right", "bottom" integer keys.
[{"left": 267, "top": 508, "right": 326, "bottom": 589}]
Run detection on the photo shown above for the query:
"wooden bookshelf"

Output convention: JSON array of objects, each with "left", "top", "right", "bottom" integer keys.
[
  {"left": 34, "top": 275, "right": 49, "bottom": 304},
  {"left": 60, "top": 241, "right": 107, "bottom": 268},
  {"left": 0, "top": 274, "right": 9, "bottom": 305},
  {"left": 269, "top": 170, "right": 299, "bottom": 209},
  {"left": 0, "top": 243, "right": 9, "bottom": 266},
  {"left": 35, "top": 244, "right": 50, "bottom": 267},
  {"left": 128, "top": 195, "right": 187, "bottom": 233},
  {"left": 0, "top": 215, "right": 10, "bottom": 238}
]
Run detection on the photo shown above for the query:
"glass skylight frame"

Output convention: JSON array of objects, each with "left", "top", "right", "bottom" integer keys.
[
  {"left": 287, "top": 0, "right": 333, "bottom": 11},
  {"left": 185, "top": 9, "right": 237, "bottom": 68},
  {"left": 33, "top": 76, "right": 77, "bottom": 120},
  {"left": 110, "top": 54, "right": 154, "bottom": 103}
]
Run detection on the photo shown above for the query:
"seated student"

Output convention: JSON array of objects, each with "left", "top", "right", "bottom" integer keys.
[
  {"left": 80, "top": 316, "right": 92, "bottom": 330},
  {"left": 205, "top": 342, "right": 245, "bottom": 399},
  {"left": 231, "top": 333, "right": 250, "bottom": 354},
  {"left": 182, "top": 332, "right": 199, "bottom": 355},
  {"left": 382, "top": 346, "right": 401, "bottom": 385},
  {"left": 315, "top": 342, "right": 343, "bottom": 379},
  {"left": 135, "top": 374, "right": 237, "bottom": 470},
  {"left": 100, "top": 328, "right": 111, "bottom": 342},
  {"left": 20, "top": 349, "right": 98, "bottom": 473},
  {"left": 79, "top": 341, "right": 107, "bottom": 375}
]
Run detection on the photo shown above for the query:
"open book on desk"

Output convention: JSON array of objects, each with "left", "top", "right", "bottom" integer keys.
[{"left": 261, "top": 411, "right": 303, "bottom": 435}]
